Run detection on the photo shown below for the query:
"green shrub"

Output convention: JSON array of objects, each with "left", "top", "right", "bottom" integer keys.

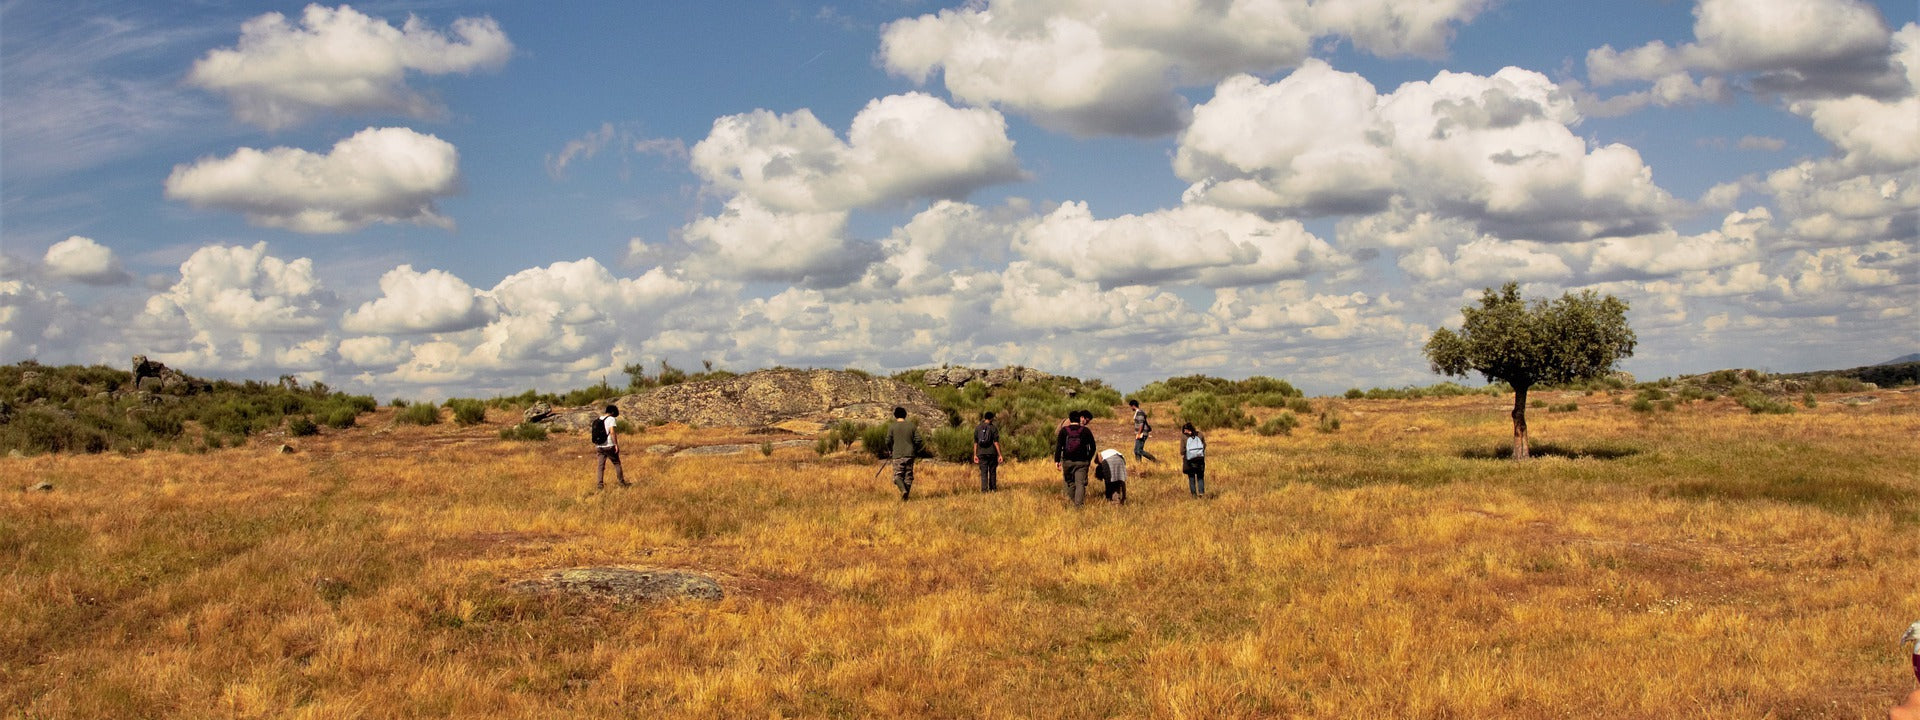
[
  {"left": 287, "top": 416, "right": 319, "bottom": 437},
  {"left": 321, "top": 407, "right": 357, "bottom": 429},
  {"left": 391, "top": 398, "right": 408, "bottom": 408},
  {"left": 396, "top": 403, "right": 441, "bottom": 425},
  {"left": 1345, "top": 388, "right": 1365, "bottom": 399},
  {"left": 760, "top": 441, "right": 774, "bottom": 457},
  {"left": 860, "top": 424, "right": 890, "bottom": 458},
  {"left": 1285, "top": 397, "right": 1314, "bottom": 414},
  {"left": 1629, "top": 397, "right": 1655, "bottom": 413},
  {"left": 1734, "top": 390, "right": 1793, "bottom": 414},
  {"left": 498, "top": 422, "right": 548, "bottom": 442},
  {"left": 445, "top": 398, "right": 486, "bottom": 426},
  {"left": 1255, "top": 412, "right": 1299, "bottom": 436},
  {"left": 1316, "top": 409, "right": 1342, "bottom": 433},
  {"left": 1802, "top": 392, "right": 1817, "bottom": 408},
  {"left": 924, "top": 425, "right": 974, "bottom": 462},
  {"left": 1548, "top": 402, "right": 1578, "bottom": 413},
  {"left": 1179, "top": 392, "right": 1253, "bottom": 431}
]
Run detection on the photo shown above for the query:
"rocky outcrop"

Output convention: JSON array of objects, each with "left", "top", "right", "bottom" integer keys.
[
  {"left": 926, "top": 365, "right": 1053, "bottom": 388},
  {"left": 130, "top": 355, "right": 205, "bottom": 395},
  {"left": 511, "top": 567, "right": 723, "bottom": 603},
  {"left": 522, "top": 401, "right": 554, "bottom": 423},
  {"left": 540, "top": 369, "right": 943, "bottom": 431}
]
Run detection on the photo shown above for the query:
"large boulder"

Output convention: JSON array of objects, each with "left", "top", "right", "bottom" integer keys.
[{"left": 541, "top": 369, "right": 944, "bottom": 431}]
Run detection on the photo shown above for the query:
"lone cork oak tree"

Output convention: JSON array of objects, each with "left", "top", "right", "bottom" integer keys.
[{"left": 1424, "top": 282, "right": 1636, "bottom": 460}]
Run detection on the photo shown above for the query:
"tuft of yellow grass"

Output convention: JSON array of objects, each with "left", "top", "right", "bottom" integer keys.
[{"left": 3, "top": 390, "right": 1917, "bottom": 718}]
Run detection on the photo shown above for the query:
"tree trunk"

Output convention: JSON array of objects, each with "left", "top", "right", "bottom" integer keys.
[{"left": 1511, "top": 383, "right": 1531, "bottom": 460}]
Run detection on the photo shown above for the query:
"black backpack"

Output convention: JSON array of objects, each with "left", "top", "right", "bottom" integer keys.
[
  {"left": 590, "top": 416, "right": 609, "bottom": 445},
  {"left": 974, "top": 423, "right": 994, "bottom": 448},
  {"left": 1062, "top": 424, "right": 1088, "bottom": 459}
]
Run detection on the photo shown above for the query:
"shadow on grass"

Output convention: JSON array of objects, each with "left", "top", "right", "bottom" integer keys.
[
  {"left": 1458, "top": 442, "right": 1641, "bottom": 461},
  {"left": 1655, "top": 475, "right": 1916, "bottom": 517}
]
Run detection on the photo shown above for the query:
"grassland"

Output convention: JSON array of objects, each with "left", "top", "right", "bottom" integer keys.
[{"left": 4, "top": 390, "right": 1918, "bottom": 719}]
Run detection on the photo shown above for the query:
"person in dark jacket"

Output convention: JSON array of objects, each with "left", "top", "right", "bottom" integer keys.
[
  {"left": 972, "top": 411, "right": 1002, "bottom": 492},
  {"left": 1053, "top": 410, "right": 1097, "bottom": 507},
  {"left": 887, "top": 406, "right": 922, "bottom": 501}
]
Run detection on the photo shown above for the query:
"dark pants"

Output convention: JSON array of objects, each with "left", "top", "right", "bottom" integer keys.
[
  {"left": 1061, "top": 460, "right": 1090, "bottom": 506},
  {"left": 893, "top": 458, "right": 915, "bottom": 499},
  {"left": 1103, "top": 479, "right": 1127, "bottom": 504},
  {"left": 1183, "top": 457, "right": 1205, "bottom": 496},
  {"left": 1134, "top": 437, "right": 1158, "bottom": 462},
  {"left": 596, "top": 446, "right": 626, "bottom": 488},
  {"left": 977, "top": 454, "right": 999, "bottom": 492}
]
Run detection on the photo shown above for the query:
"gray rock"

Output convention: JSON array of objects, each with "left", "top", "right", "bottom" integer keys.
[
  {"left": 645, "top": 444, "right": 676, "bottom": 454},
  {"left": 277, "top": 444, "right": 295, "bottom": 454},
  {"left": 138, "top": 376, "right": 163, "bottom": 393},
  {"left": 539, "top": 369, "right": 943, "bottom": 431},
  {"left": 514, "top": 567, "right": 723, "bottom": 603},
  {"left": 673, "top": 440, "right": 811, "bottom": 457},
  {"left": 523, "top": 401, "right": 554, "bottom": 423},
  {"left": 30, "top": 481, "right": 52, "bottom": 492}
]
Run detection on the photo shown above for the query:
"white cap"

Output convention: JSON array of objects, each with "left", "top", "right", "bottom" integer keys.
[{"left": 1100, "top": 449, "right": 1121, "bottom": 460}]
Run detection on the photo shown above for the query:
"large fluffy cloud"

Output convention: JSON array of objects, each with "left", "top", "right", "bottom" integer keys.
[
  {"left": 187, "top": 4, "right": 512, "bottom": 130},
  {"left": 880, "top": 0, "right": 1488, "bottom": 136},
  {"left": 340, "top": 265, "right": 495, "bottom": 334},
  {"left": 1587, "top": 0, "right": 1907, "bottom": 101},
  {"left": 1013, "top": 202, "right": 1346, "bottom": 287},
  {"left": 680, "top": 199, "right": 876, "bottom": 287},
  {"left": 42, "top": 236, "right": 132, "bottom": 286},
  {"left": 689, "top": 92, "right": 1023, "bottom": 212},
  {"left": 1177, "top": 61, "right": 1676, "bottom": 241},
  {"left": 120, "top": 243, "right": 336, "bottom": 373},
  {"left": 164, "top": 127, "right": 461, "bottom": 233}
]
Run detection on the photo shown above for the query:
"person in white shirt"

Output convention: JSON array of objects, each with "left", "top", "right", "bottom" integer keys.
[
  {"left": 1180, "top": 422, "right": 1206, "bottom": 497},
  {"left": 593, "top": 404, "right": 630, "bottom": 490}
]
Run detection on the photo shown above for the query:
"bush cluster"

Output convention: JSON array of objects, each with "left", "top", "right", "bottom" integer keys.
[
  {"left": 444, "top": 398, "right": 487, "bottom": 426},
  {"left": 1131, "top": 375, "right": 1301, "bottom": 404},
  {"left": 1342, "top": 382, "right": 1508, "bottom": 400},
  {"left": 1255, "top": 412, "right": 1299, "bottom": 437},
  {"left": 0, "top": 362, "right": 375, "bottom": 455}
]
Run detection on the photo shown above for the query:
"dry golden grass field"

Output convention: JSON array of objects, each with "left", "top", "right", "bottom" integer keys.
[{"left": 5, "top": 390, "right": 1919, "bottom": 719}]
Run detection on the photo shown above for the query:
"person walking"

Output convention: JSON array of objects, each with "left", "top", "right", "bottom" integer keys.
[
  {"left": 1097, "top": 448, "right": 1128, "bottom": 505},
  {"left": 1180, "top": 422, "right": 1207, "bottom": 497},
  {"left": 1129, "top": 399, "right": 1159, "bottom": 462},
  {"left": 887, "top": 406, "right": 923, "bottom": 501},
  {"left": 592, "top": 404, "right": 631, "bottom": 491},
  {"left": 973, "top": 411, "right": 1002, "bottom": 492},
  {"left": 1054, "top": 410, "right": 1097, "bottom": 507}
]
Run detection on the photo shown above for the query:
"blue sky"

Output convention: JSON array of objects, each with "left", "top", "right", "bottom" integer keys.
[{"left": 2, "top": 0, "right": 1915, "bottom": 398}]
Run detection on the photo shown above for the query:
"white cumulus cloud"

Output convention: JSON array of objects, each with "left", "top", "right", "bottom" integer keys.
[
  {"left": 187, "top": 3, "right": 512, "bottom": 130},
  {"left": 879, "top": 0, "right": 1488, "bottom": 137},
  {"left": 340, "top": 265, "right": 496, "bottom": 334},
  {"left": 164, "top": 126, "right": 461, "bottom": 233},
  {"left": 42, "top": 236, "right": 132, "bottom": 285},
  {"left": 1013, "top": 201, "right": 1345, "bottom": 288},
  {"left": 690, "top": 92, "right": 1023, "bottom": 212},
  {"left": 1586, "top": 0, "right": 1905, "bottom": 100},
  {"left": 1179, "top": 62, "right": 1676, "bottom": 241}
]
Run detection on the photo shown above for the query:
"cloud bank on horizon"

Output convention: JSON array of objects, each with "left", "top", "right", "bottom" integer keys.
[{"left": 1, "top": 0, "right": 1914, "bottom": 398}]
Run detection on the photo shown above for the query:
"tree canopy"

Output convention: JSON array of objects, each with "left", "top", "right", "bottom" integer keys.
[
  {"left": 1424, "top": 283, "right": 1635, "bottom": 459},
  {"left": 1425, "top": 283, "right": 1636, "bottom": 390}
]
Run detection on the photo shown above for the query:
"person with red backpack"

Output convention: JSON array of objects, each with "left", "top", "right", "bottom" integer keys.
[
  {"left": 972, "top": 411, "right": 1002, "bottom": 492},
  {"left": 1053, "top": 410, "right": 1097, "bottom": 507}
]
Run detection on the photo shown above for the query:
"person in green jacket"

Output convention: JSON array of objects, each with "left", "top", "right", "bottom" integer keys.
[{"left": 887, "top": 406, "right": 923, "bottom": 501}]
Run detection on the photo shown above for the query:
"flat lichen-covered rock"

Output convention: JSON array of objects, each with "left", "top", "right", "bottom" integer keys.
[
  {"left": 544, "top": 369, "right": 944, "bottom": 431},
  {"left": 511, "top": 567, "right": 723, "bottom": 603}
]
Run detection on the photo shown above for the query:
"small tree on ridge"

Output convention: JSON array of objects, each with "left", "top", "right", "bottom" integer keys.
[{"left": 1424, "top": 282, "right": 1635, "bottom": 460}]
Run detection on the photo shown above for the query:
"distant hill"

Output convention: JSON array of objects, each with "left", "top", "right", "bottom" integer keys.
[
  {"left": 1880, "top": 353, "right": 1920, "bottom": 365},
  {"left": 1778, "top": 360, "right": 1920, "bottom": 388}
]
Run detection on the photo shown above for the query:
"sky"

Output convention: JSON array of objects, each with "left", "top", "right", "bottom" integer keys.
[{"left": 1, "top": 0, "right": 1915, "bottom": 399}]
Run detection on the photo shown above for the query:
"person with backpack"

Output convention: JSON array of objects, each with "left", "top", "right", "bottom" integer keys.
[
  {"left": 1129, "top": 399, "right": 1159, "bottom": 462},
  {"left": 972, "top": 411, "right": 1002, "bottom": 492},
  {"left": 1180, "top": 422, "right": 1206, "bottom": 497},
  {"left": 887, "top": 406, "right": 923, "bottom": 501},
  {"left": 1053, "top": 410, "right": 1097, "bottom": 507},
  {"left": 1096, "top": 448, "right": 1127, "bottom": 505},
  {"left": 592, "top": 404, "right": 631, "bottom": 491}
]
